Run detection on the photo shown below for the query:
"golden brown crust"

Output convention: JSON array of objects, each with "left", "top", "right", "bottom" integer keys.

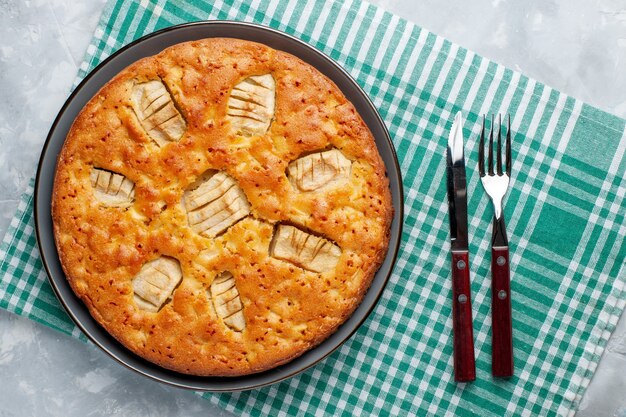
[{"left": 52, "top": 38, "right": 392, "bottom": 376}]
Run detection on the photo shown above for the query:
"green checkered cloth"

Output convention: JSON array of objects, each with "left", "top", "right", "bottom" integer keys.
[{"left": 2, "top": 0, "right": 625, "bottom": 415}]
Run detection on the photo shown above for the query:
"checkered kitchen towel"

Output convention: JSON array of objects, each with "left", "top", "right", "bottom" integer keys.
[{"left": 2, "top": 0, "right": 625, "bottom": 415}]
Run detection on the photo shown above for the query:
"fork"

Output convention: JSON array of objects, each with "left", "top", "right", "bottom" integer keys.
[{"left": 479, "top": 114, "right": 514, "bottom": 378}]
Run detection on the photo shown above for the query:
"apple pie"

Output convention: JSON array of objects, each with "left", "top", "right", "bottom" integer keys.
[{"left": 52, "top": 38, "right": 393, "bottom": 376}]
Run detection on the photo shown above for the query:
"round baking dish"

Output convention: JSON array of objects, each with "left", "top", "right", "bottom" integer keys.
[{"left": 35, "top": 21, "right": 404, "bottom": 391}]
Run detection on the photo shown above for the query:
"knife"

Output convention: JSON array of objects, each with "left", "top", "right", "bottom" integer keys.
[{"left": 446, "top": 111, "right": 476, "bottom": 382}]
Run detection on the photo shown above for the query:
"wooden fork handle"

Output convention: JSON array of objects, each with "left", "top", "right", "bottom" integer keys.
[
  {"left": 491, "top": 246, "right": 513, "bottom": 377},
  {"left": 451, "top": 251, "right": 476, "bottom": 382}
]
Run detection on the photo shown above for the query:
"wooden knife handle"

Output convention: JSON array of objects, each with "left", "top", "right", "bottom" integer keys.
[
  {"left": 451, "top": 251, "right": 476, "bottom": 382},
  {"left": 491, "top": 246, "right": 513, "bottom": 377}
]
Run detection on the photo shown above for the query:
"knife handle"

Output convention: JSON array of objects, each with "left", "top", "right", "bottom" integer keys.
[
  {"left": 451, "top": 251, "right": 476, "bottom": 382},
  {"left": 491, "top": 246, "right": 513, "bottom": 377}
]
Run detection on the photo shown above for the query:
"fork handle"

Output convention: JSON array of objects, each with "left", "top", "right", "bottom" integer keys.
[
  {"left": 451, "top": 251, "right": 476, "bottom": 382},
  {"left": 491, "top": 246, "right": 513, "bottom": 377}
]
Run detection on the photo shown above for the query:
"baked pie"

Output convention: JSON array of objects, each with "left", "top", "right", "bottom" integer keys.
[{"left": 52, "top": 38, "right": 393, "bottom": 376}]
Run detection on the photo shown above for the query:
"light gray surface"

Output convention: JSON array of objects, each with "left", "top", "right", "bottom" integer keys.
[{"left": 0, "top": 0, "right": 624, "bottom": 416}]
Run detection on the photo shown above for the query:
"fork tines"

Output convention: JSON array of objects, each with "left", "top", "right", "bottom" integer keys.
[{"left": 479, "top": 115, "right": 511, "bottom": 177}]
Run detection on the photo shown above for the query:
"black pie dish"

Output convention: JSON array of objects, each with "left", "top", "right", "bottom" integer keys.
[{"left": 34, "top": 21, "right": 404, "bottom": 391}]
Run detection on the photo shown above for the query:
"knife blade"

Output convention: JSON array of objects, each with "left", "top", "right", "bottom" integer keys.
[{"left": 446, "top": 111, "right": 476, "bottom": 382}]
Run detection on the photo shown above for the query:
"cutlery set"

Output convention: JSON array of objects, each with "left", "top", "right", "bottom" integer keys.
[{"left": 446, "top": 112, "right": 513, "bottom": 382}]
